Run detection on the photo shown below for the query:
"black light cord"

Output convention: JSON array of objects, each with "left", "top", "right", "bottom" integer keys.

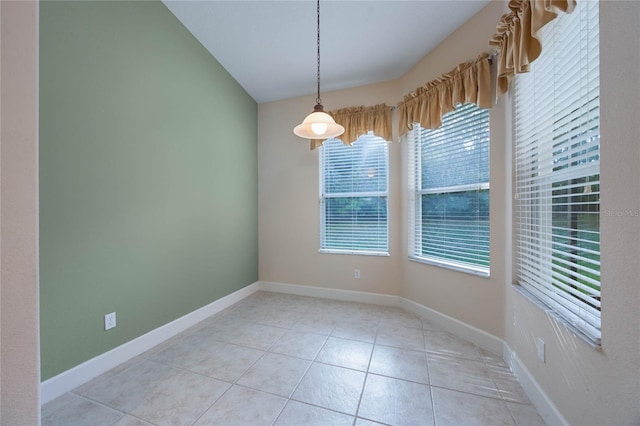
[{"left": 316, "top": 0, "right": 322, "bottom": 106}]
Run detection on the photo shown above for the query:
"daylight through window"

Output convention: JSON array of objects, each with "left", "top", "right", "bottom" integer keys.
[
  {"left": 319, "top": 133, "right": 389, "bottom": 255},
  {"left": 514, "top": 0, "right": 601, "bottom": 343},
  {"left": 408, "top": 103, "right": 490, "bottom": 275}
]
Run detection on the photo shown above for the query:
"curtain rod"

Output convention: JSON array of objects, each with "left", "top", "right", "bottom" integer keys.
[{"left": 337, "top": 51, "right": 496, "bottom": 113}]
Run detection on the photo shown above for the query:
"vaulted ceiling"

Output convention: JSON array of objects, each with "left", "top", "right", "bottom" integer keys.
[{"left": 164, "top": 1, "right": 492, "bottom": 103}]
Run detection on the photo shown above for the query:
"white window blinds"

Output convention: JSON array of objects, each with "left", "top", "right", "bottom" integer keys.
[
  {"left": 319, "top": 133, "right": 389, "bottom": 255},
  {"left": 409, "top": 103, "right": 490, "bottom": 275},
  {"left": 514, "top": 0, "right": 601, "bottom": 343}
]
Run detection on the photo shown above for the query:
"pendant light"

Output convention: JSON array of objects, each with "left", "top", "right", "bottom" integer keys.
[{"left": 293, "top": 0, "right": 344, "bottom": 141}]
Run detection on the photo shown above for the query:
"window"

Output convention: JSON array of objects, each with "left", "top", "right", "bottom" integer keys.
[
  {"left": 408, "top": 103, "right": 490, "bottom": 275},
  {"left": 514, "top": 1, "right": 600, "bottom": 343},
  {"left": 319, "top": 133, "right": 388, "bottom": 255}
]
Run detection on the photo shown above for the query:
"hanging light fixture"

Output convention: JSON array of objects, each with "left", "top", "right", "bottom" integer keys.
[{"left": 293, "top": 0, "right": 344, "bottom": 141}]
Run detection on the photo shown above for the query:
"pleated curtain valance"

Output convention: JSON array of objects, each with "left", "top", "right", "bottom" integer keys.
[
  {"left": 309, "top": 103, "right": 393, "bottom": 150},
  {"left": 489, "top": 0, "right": 576, "bottom": 94},
  {"left": 397, "top": 53, "right": 492, "bottom": 137}
]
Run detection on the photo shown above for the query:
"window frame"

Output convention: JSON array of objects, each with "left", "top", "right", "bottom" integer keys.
[
  {"left": 319, "top": 133, "right": 390, "bottom": 256},
  {"left": 408, "top": 103, "right": 491, "bottom": 276},
  {"left": 512, "top": 0, "right": 601, "bottom": 344}
]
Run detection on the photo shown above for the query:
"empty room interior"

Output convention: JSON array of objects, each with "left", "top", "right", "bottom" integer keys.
[{"left": 1, "top": 0, "right": 639, "bottom": 425}]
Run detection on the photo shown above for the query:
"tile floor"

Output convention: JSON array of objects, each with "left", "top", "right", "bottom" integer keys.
[{"left": 42, "top": 291, "right": 546, "bottom": 426}]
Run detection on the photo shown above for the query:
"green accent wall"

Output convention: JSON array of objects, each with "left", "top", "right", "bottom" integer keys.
[{"left": 39, "top": 1, "right": 258, "bottom": 380}]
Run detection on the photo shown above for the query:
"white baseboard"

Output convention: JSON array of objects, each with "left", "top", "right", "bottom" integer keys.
[
  {"left": 258, "top": 281, "right": 400, "bottom": 307},
  {"left": 42, "top": 279, "right": 560, "bottom": 426},
  {"left": 399, "top": 297, "right": 504, "bottom": 355},
  {"left": 503, "top": 343, "right": 568, "bottom": 426},
  {"left": 260, "top": 281, "right": 502, "bottom": 355},
  {"left": 40, "top": 282, "right": 260, "bottom": 405}
]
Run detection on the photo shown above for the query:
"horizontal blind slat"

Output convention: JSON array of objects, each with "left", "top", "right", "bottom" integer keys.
[
  {"left": 320, "top": 133, "right": 389, "bottom": 253},
  {"left": 514, "top": 1, "right": 601, "bottom": 343},
  {"left": 410, "top": 103, "right": 490, "bottom": 273}
]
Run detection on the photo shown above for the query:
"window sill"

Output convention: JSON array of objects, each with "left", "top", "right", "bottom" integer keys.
[
  {"left": 511, "top": 284, "right": 602, "bottom": 350},
  {"left": 320, "top": 249, "right": 390, "bottom": 257},
  {"left": 408, "top": 255, "right": 490, "bottom": 277}
]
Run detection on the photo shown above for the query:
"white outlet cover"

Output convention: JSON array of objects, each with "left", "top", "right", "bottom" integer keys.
[
  {"left": 105, "top": 312, "right": 116, "bottom": 331},
  {"left": 537, "top": 338, "right": 545, "bottom": 362},
  {"left": 354, "top": 269, "right": 361, "bottom": 279}
]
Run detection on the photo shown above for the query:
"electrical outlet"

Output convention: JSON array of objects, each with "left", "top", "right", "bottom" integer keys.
[
  {"left": 354, "top": 269, "right": 361, "bottom": 279},
  {"left": 537, "top": 338, "right": 545, "bottom": 362},
  {"left": 105, "top": 312, "right": 116, "bottom": 331}
]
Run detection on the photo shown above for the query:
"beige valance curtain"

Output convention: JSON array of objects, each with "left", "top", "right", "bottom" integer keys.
[
  {"left": 397, "top": 53, "right": 492, "bottom": 137},
  {"left": 309, "top": 104, "right": 392, "bottom": 150},
  {"left": 489, "top": 0, "right": 576, "bottom": 94}
]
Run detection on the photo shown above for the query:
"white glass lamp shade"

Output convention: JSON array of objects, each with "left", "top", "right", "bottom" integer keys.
[{"left": 294, "top": 105, "right": 344, "bottom": 140}]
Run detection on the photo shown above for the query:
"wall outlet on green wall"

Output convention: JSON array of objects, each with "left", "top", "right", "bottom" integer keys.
[
  {"left": 104, "top": 312, "right": 116, "bottom": 331},
  {"left": 39, "top": 0, "right": 258, "bottom": 380}
]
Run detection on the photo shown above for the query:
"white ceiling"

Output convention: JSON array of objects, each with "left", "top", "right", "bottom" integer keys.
[{"left": 163, "top": 1, "right": 492, "bottom": 103}]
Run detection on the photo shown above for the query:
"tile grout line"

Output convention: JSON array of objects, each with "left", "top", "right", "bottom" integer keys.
[
  {"left": 45, "top": 292, "right": 540, "bottom": 426},
  {"left": 419, "top": 314, "right": 439, "bottom": 426},
  {"left": 352, "top": 316, "right": 381, "bottom": 422},
  {"left": 65, "top": 392, "right": 128, "bottom": 417}
]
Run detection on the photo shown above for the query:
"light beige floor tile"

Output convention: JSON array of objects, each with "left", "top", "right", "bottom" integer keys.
[
  {"left": 292, "top": 298, "right": 333, "bottom": 315},
  {"left": 146, "top": 334, "right": 264, "bottom": 382},
  {"left": 237, "top": 352, "right": 311, "bottom": 397},
  {"left": 337, "top": 305, "right": 384, "bottom": 324},
  {"left": 225, "top": 302, "right": 276, "bottom": 319},
  {"left": 74, "top": 357, "right": 145, "bottom": 396},
  {"left": 291, "top": 362, "right": 366, "bottom": 415},
  {"left": 358, "top": 374, "right": 434, "bottom": 426},
  {"left": 376, "top": 323, "right": 426, "bottom": 351},
  {"left": 129, "top": 374, "right": 230, "bottom": 425},
  {"left": 316, "top": 337, "right": 373, "bottom": 371},
  {"left": 496, "top": 377, "right": 532, "bottom": 404},
  {"left": 226, "top": 299, "right": 257, "bottom": 312},
  {"left": 421, "top": 317, "right": 445, "bottom": 331},
  {"left": 432, "top": 387, "right": 516, "bottom": 426},
  {"left": 369, "top": 345, "right": 429, "bottom": 384},
  {"left": 486, "top": 363, "right": 532, "bottom": 404},
  {"left": 42, "top": 393, "right": 123, "bottom": 426},
  {"left": 379, "top": 308, "right": 423, "bottom": 329},
  {"left": 139, "top": 335, "right": 189, "bottom": 360},
  {"left": 253, "top": 310, "right": 301, "bottom": 328},
  {"left": 274, "top": 400, "right": 354, "bottom": 426},
  {"left": 286, "top": 297, "right": 327, "bottom": 315},
  {"left": 208, "top": 322, "right": 287, "bottom": 350},
  {"left": 331, "top": 321, "right": 378, "bottom": 343},
  {"left": 269, "top": 330, "right": 328, "bottom": 360},
  {"left": 44, "top": 292, "right": 545, "bottom": 426},
  {"left": 424, "top": 330, "right": 482, "bottom": 360},
  {"left": 189, "top": 316, "right": 254, "bottom": 340},
  {"left": 331, "top": 318, "right": 378, "bottom": 343},
  {"left": 194, "top": 385, "right": 286, "bottom": 426},
  {"left": 355, "top": 418, "right": 386, "bottom": 426},
  {"left": 291, "top": 313, "right": 338, "bottom": 335},
  {"left": 428, "top": 353, "right": 501, "bottom": 399},
  {"left": 112, "top": 415, "right": 156, "bottom": 426},
  {"left": 506, "top": 402, "right": 547, "bottom": 426},
  {"left": 479, "top": 348, "right": 508, "bottom": 366},
  {"left": 311, "top": 300, "right": 349, "bottom": 316},
  {"left": 83, "top": 359, "right": 230, "bottom": 425},
  {"left": 214, "top": 306, "right": 260, "bottom": 323}
]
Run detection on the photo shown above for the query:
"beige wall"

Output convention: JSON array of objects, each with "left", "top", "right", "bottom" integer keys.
[
  {"left": 1, "top": 0, "right": 636, "bottom": 423},
  {"left": 0, "top": 0, "right": 41, "bottom": 424},
  {"left": 259, "top": 79, "right": 403, "bottom": 296},
  {"left": 258, "top": 0, "right": 508, "bottom": 333},
  {"left": 259, "top": 0, "right": 640, "bottom": 424},
  {"left": 400, "top": 1, "right": 508, "bottom": 338},
  {"left": 504, "top": 2, "right": 640, "bottom": 424}
]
